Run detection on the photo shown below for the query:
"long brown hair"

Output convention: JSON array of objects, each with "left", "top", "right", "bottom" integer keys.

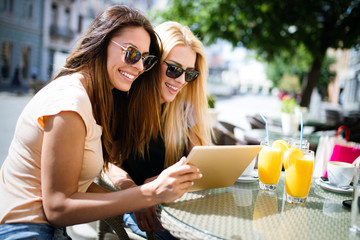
[{"left": 54, "top": 5, "right": 161, "bottom": 166}]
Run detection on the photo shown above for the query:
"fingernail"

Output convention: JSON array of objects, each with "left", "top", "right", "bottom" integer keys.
[
  {"left": 199, "top": 173, "right": 203, "bottom": 178},
  {"left": 180, "top": 156, "right": 186, "bottom": 163}
]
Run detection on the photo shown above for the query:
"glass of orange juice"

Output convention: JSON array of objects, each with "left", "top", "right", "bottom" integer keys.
[
  {"left": 258, "top": 144, "right": 282, "bottom": 191},
  {"left": 284, "top": 148, "right": 314, "bottom": 204}
]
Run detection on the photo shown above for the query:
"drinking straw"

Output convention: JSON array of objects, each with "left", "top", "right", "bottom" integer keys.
[
  {"left": 300, "top": 112, "right": 303, "bottom": 150},
  {"left": 259, "top": 113, "right": 270, "bottom": 145}
]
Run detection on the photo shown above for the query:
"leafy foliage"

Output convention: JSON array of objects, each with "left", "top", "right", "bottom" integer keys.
[
  {"left": 207, "top": 94, "right": 216, "bottom": 108},
  {"left": 266, "top": 45, "right": 336, "bottom": 97},
  {"left": 155, "top": 0, "right": 360, "bottom": 58},
  {"left": 266, "top": 44, "right": 311, "bottom": 90},
  {"left": 278, "top": 74, "right": 301, "bottom": 93},
  {"left": 317, "top": 56, "right": 337, "bottom": 99},
  {"left": 280, "top": 95, "right": 299, "bottom": 114}
]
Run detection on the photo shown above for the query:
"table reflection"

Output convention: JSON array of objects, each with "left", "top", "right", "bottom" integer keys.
[{"left": 253, "top": 191, "right": 280, "bottom": 240}]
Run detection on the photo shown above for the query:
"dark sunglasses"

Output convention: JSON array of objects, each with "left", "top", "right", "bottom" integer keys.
[
  {"left": 164, "top": 61, "right": 200, "bottom": 83},
  {"left": 111, "top": 40, "right": 158, "bottom": 71}
]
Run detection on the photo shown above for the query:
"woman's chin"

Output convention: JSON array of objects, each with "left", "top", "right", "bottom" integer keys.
[{"left": 164, "top": 94, "right": 177, "bottom": 103}]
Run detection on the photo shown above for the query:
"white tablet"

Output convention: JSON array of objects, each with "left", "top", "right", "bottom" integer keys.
[{"left": 186, "top": 145, "right": 262, "bottom": 192}]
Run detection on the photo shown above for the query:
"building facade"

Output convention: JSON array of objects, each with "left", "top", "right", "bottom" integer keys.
[
  {"left": 41, "top": 0, "right": 86, "bottom": 82},
  {"left": 0, "top": 0, "right": 159, "bottom": 90},
  {"left": 0, "top": 0, "right": 44, "bottom": 87}
]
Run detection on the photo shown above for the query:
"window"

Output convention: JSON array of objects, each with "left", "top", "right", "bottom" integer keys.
[
  {"left": 1, "top": 42, "right": 12, "bottom": 79},
  {"left": 21, "top": 46, "right": 31, "bottom": 79},
  {"left": 23, "top": 0, "right": 34, "bottom": 18},
  {"left": 51, "top": 4, "right": 57, "bottom": 26},
  {"left": 78, "top": 15, "right": 83, "bottom": 33},
  {"left": 48, "top": 49, "right": 55, "bottom": 78},
  {"left": 65, "top": 8, "right": 70, "bottom": 31},
  {"left": 3, "top": 0, "right": 14, "bottom": 13}
]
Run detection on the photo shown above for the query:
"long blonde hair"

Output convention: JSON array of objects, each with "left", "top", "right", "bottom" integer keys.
[{"left": 156, "top": 21, "right": 212, "bottom": 167}]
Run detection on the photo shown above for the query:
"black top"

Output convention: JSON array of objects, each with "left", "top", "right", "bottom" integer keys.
[
  {"left": 122, "top": 135, "right": 188, "bottom": 185},
  {"left": 122, "top": 136, "right": 166, "bottom": 185}
]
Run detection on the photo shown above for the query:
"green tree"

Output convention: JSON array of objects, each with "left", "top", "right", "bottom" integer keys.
[
  {"left": 266, "top": 44, "right": 311, "bottom": 91},
  {"left": 153, "top": 0, "right": 360, "bottom": 107},
  {"left": 266, "top": 45, "right": 336, "bottom": 99},
  {"left": 278, "top": 74, "right": 301, "bottom": 93},
  {"left": 317, "top": 56, "right": 337, "bottom": 99}
]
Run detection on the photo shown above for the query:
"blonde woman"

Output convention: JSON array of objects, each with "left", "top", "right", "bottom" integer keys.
[{"left": 107, "top": 21, "right": 212, "bottom": 239}]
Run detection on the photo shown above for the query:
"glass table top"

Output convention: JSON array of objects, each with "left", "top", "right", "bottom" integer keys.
[{"left": 158, "top": 173, "right": 357, "bottom": 240}]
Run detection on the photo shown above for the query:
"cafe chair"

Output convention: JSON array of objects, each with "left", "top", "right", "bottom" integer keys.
[
  {"left": 212, "top": 121, "right": 247, "bottom": 145},
  {"left": 95, "top": 172, "right": 156, "bottom": 240},
  {"left": 246, "top": 114, "right": 266, "bottom": 129},
  {"left": 325, "top": 109, "right": 343, "bottom": 126},
  {"left": 218, "top": 121, "right": 237, "bottom": 133}
]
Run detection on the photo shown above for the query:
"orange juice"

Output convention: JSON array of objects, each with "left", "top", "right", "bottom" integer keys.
[
  {"left": 258, "top": 146, "right": 282, "bottom": 190},
  {"left": 272, "top": 139, "right": 290, "bottom": 167},
  {"left": 284, "top": 149, "right": 314, "bottom": 202}
]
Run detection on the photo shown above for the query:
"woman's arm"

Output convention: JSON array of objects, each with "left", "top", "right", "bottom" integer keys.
[
  {"left": 41, "top": 111, "right": 201, "bottom": 228},
  {"left": 106, "top": 163, "right": 137, "bottom": 190},
  {"left": 106, "top": 141, "right": 138, "bottom": 190}
]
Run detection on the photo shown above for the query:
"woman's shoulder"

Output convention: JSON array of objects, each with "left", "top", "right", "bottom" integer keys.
[
  {"left": 33, "top": 74, "right": 93, "bottom": 121},
  {"left": 47, "top": 74, "right": 86, "bottom": 92},
  {"left": 38, "top": 75, "right": 88, "bottom": 103},
  {"left": 27, "top": 74, "right": 99, "bottom": 133}
]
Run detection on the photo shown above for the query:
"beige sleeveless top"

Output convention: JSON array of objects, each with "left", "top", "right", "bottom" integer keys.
[{"left": 0, "top": 75, "right": 103, "bottom": 224}]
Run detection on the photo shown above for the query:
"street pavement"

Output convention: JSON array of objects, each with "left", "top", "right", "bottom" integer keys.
[{"left": 0, "top": 92, "right": 32, "bottom": 164}]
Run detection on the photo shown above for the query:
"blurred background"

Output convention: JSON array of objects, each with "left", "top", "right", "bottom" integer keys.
[
  {"left": 1, "top": 0, "right": 359, "bottom": 124},
  {"left": 0, "top": 0, "right": 359, "bottom": 239},
  {"left": 1, "top": 0, "right": 360, "bottom": 161},
  {"left": 1, "top": 0, "right": 360, "bottom": 160}
]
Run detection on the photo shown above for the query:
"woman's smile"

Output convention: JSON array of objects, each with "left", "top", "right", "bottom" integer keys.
[{"left": 160, "top": 45, "right": 196, "bottom": 104}]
